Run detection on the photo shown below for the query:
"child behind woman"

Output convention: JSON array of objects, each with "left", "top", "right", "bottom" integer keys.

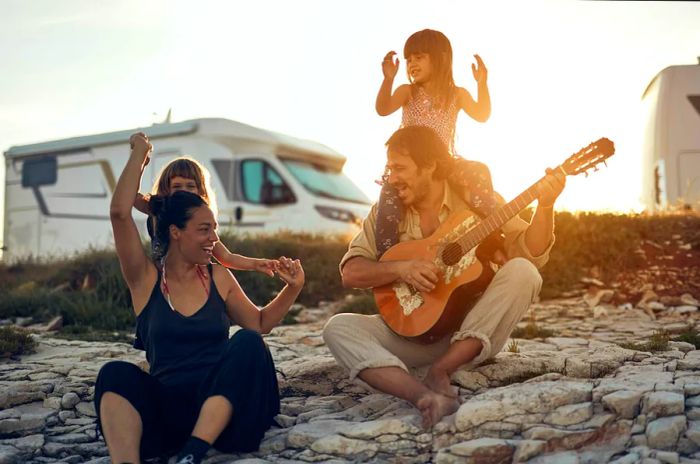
[
  {"left": 375, "top": 29, "right": 498, "bottom": 256},
  {"left": 134, "top": 156, "right": 277, "bottom": 275}
]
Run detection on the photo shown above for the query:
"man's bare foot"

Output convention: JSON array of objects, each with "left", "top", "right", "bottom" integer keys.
[
  {"left": 415, "top": 390, "right": 459, "bottom": 429},
  {"left": 424, "top": 367, "right": 457, "bottom": 398}
]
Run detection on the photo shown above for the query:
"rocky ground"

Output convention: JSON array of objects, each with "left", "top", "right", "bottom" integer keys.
[{"left": 2, "top": 288, "right": 700, "bottom": 464}]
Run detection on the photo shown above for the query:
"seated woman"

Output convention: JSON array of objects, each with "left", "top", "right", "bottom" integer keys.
[{"left": 95, "top": 132, "right": 304, "bottom": 464}]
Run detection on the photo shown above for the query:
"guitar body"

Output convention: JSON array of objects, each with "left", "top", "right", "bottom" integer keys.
[{"left": 374, "top": 210, "right": 495, "bottom": 344}]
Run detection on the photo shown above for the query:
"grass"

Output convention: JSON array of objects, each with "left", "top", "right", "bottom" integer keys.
[
  {"left": 617, "top": 330, "right": 670, "bottom": 352},
  {"left": 507, "top": 339, "right": 520, "bottom": 353},
  {"left": 0, "top": 326, "right": 38, "bottom": 357},
  {"left": 511, "top": 322, "right": 554, "bottom": 340},
  {"left": 671, "top": 327, "right": 700, "bottom": 349}
]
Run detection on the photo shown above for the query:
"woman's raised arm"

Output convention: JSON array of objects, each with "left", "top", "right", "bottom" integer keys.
[{"left": 110, "top": 133, "right": 155, "bottom": 293}]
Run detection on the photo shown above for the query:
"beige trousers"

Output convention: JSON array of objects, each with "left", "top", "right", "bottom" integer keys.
[{"left": 323, "top": 258, "right": 543, "bottom": 380}]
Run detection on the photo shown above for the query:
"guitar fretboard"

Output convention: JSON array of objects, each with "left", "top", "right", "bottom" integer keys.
[{"left": 455, "top": 180, "right": 543, "bottom": 252}]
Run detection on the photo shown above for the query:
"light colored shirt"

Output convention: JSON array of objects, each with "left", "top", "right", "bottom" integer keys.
[{"left": 340, "top": 181, "right": 554, "bottom": 273}]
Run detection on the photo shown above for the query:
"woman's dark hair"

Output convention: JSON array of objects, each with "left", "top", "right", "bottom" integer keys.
[
  {"left": 385, "top": 126, "right": 454, "bottom": 180},
  {"left": 148, "top": 190, "right": 206, "bottom": 261}
]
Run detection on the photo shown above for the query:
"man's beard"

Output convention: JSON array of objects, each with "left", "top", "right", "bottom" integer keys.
[{"left": 398, "top": 175, "right": 431, "bottom": 206}]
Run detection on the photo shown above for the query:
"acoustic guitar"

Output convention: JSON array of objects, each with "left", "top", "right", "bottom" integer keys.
[{"left": 374, "top": 138, "right": 615, "bottom": 344}]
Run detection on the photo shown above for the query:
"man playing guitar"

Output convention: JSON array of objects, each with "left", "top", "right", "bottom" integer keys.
[{"left": 323, "top": 126, "right": 566, "bottom": 428}]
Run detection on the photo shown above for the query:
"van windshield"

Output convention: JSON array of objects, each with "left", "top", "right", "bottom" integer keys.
[{"left": 281, "top": 159, "right": 370, "bottom": 205}]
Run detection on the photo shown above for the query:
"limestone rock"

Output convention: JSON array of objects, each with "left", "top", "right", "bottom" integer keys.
[
  {"left": 646, "top": 416, "right": 687, "bottom": 450},
  {"left": 436, "top": 438, "right": 514, "bottom": 464},
  {"left": 602, "top": 390, "right": 643, "bottom": 419},
  {"left": 642, "top": 392, "right": 685, "bottom": 418}
]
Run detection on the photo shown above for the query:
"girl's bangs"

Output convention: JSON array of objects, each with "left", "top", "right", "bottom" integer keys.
[
  {"left": 404, "top": 34, "right": 432, "bottom": 59},
  {"left": 403, "top": 30, "right": 448, "bottom": 59},
  {"left": 167, "top": 159, "right": 201, "bottom": 181}
]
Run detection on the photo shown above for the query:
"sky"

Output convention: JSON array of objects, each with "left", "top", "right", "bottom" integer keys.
[{"left": 2, "top": 0, "right": 699, "bottom": 247}]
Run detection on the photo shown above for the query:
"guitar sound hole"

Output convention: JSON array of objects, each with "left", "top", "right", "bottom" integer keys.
[{"left": 442, "top": 243, "right": 463, "bottom": 266}]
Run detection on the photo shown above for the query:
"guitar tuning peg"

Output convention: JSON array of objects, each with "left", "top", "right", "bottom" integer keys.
[
  {"left": 584, "top": 170, "right": 589, "bottom": 177},
  {"left": 603, "top": 161, "right": 608, "bottom": 167},
  {"left": 594, "top": 166, "right": 599, "bottom": 172}
]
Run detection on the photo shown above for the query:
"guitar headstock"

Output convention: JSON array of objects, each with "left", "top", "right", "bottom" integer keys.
[{"left": 561, "top": 138, "right": 615, "bottom": 176}]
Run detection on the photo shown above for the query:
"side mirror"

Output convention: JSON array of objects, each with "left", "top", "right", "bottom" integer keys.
[{"left": 260, "top": 182, "right": 295, "bottom": 205}]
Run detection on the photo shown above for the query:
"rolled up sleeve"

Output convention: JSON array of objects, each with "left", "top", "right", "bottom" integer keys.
[
  {"left": 502, "top": 215, "right": 555, "bottom": 269},
  {"left": 339, "top": 204, "right": 379, "bottom": 273}
]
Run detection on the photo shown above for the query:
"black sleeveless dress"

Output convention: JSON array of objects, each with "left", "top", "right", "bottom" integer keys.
[{"left": 96, "top": 264, "right": 280, "bottom": 457}]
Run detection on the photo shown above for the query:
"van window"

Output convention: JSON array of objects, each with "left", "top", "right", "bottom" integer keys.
[
  {"left": 281, "top": 159, "right": 370, "bottom": 205},
  {"left": 22, "top": 156, "right": 57, "bottom": 188},
  {"left": 241, "top": 160, "right": 295, "bottom": 205}
]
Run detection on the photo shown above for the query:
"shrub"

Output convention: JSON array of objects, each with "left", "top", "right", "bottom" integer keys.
[
  {"left": 1, "top": 213, "right": 698, "bottom": 341},
  {"left": 220, "top": 231, "right": 350, "bottom": 306},
  {"left": 0, "top": 326, "right": 38, "bottom": 357}
]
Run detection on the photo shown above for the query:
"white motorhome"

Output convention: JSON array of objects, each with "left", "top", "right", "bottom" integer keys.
[
  {"left": 641, "top": 62, "right": 700, "bottom": 211},
  {"left": 3, "top": 118, "right": 371, "bottom": 260}
]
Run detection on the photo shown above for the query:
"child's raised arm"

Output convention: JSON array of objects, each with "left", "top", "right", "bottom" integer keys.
[
  {"left": 213, "top": 241, "right": 278, "bottom": 277},
  {"left": 457, "top": 54, "right": 491, "bottom": 123},
  {"left": 376, "top": 51, "right": 410, "bottom": 116},
  {"left": 134, "top": 192, "right": 150, "bottom": 215}
]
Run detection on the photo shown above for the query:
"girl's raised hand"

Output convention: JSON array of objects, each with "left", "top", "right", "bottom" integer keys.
[
  {"left": 471, "top": 54, "right": 488, "bottom": 85},
  {"left": 382, "top": 51, "right": 399, "bottom": 80},
  {"left": 129, "top": 132, "right": 153, "bottom": 167},
  {"left": 275, "top": 256, "right": 305, "bottom": 289}
]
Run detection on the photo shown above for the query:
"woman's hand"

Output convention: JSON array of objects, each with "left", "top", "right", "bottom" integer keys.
[
  {"left": 275, "top": 256, "right": 304, "bottom": 289},
  {"left": 129, "top": 132, "right": 153, "bottom": 167}
]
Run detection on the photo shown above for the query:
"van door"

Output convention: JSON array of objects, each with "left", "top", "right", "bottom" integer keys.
[
  {"left": 678, "top": 152, "right": 700, "bottom": 208},
  {"left": 210, "top": 157, "right": 299, "bottom": 233},
  {"left": 239, "top": 157, "right": 300, "bottom": 231}
]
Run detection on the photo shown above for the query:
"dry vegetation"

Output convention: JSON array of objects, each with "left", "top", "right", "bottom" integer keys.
[{"left": 0, "top": 212, "right": 698, "bottom": 346}]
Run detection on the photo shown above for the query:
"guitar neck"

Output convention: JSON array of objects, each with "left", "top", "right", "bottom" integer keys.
[{"left": 458, "top": 169, "right": 561, "bottom": 250}]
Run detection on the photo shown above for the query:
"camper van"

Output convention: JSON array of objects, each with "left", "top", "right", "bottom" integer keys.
[
  {"left": 3, "top": 118, "right": 371, "bottom": 260},
  {"left": 641, "top": 62, "right": 700, "bottom": 211}
]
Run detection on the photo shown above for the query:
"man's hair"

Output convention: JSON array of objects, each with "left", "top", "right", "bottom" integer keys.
[{"left": 385, "top": 126, "right": 453, "bottom": 180}]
